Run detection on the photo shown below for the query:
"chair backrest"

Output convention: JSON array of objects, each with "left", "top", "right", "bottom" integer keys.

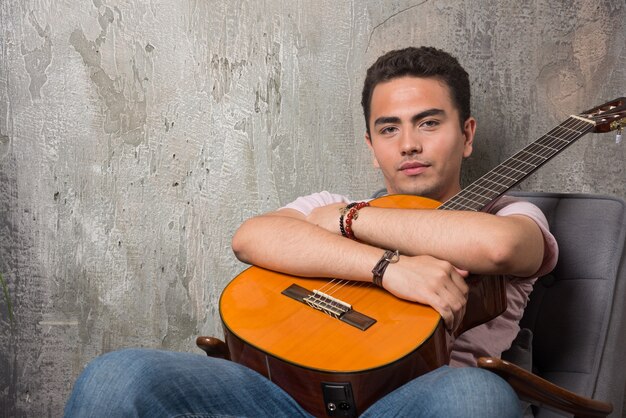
[{"left": 510, "top": 192, "right": 626, "bottom": 418}]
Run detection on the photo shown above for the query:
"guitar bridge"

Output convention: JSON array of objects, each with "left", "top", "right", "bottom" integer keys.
[{"left": 281, "top": 284, "right": 376, "bottom": 331}]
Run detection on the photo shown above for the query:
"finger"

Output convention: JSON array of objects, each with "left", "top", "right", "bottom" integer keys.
[
  {"left": 449, "top": 292, "right": 466, "bottom": 332},
  {"left": 438, "top": 279, "right": 467, "bottom": 331},
  {"left": 430, "top": 287, "right": 462, "bottom": 333},
  {"left": 454, "top": 267, "right": 470, "bottom": 277},
  {"left": 438, "top": 305, "right": 454, "bottom": 332},
  {"left": 433, "top": 260, "right": 469, "bottom": 295},
  {"left": 447, "top": 291, "right": 466, "bottom": 332},
  {"left": 449, "top": 270, "right": 470, "bottom": 298}
]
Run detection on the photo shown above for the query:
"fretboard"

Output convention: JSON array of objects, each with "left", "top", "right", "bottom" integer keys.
[{"left": 439, "top": 116, "right": 595, "bottom": 212}]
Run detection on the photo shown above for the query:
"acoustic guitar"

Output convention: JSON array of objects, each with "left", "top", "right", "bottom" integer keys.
[{"left": 219, "top": 98, "right": 626, "bottom": 417}]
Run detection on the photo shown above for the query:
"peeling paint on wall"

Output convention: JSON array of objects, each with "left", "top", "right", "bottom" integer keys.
[
  {"left": 69, "top": 25, "right": 147, "bottom": 143},
  {"left": 21, "top": 11, "right": 52, "bottom": 100}
]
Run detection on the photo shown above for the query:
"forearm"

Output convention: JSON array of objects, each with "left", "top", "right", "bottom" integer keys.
[
  {"left": 350, "top": 207, "right": 544, "bottom": 276},
  {"left": 232, "top": 211, "right": 384, "bottom": 282},
  {"left": 232, "top": 208, "right": 473, "bottom": 331}
]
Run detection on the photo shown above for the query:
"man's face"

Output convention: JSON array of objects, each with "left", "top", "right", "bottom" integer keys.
[{"left": 365, "top": 76, "right": 475, "bottom": 202}]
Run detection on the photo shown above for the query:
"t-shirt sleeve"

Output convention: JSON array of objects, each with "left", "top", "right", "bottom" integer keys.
[
  {"left": 280, "top": 191, "right": 352, "bottom": 216},
  {"left": 494, "top": 200, "right": 559, "bottom": 277}
]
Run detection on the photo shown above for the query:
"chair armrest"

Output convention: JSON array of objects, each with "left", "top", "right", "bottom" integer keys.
[
  {"left": 196, "top": 336, "right": 230, "bottom": 360},
  {"left": 477, "top": 357, "right": 613, "bottom": 418}
]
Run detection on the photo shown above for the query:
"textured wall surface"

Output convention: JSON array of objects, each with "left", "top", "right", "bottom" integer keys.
[{"left": 0, "top": 0, "right": 624, "bottom": 416}]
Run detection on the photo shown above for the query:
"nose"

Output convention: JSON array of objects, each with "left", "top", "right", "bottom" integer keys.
[{"left": 400, "top": 129, "right": 422, "bottom": 156}]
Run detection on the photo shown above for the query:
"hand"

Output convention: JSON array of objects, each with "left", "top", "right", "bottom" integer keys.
[
  {"left": 305, "top": 203, "right": 348, "bottom": 235},
  {"left": 383, "top": 255, "right": 469, "bottom": 332}
]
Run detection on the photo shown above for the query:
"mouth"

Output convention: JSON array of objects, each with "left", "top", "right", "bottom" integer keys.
[{"left": 399, "top": 161, "right": 429, "bottom": 176}]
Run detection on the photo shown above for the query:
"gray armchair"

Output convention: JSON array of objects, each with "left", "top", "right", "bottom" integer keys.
[{"left": 478, "top": 192, "right": 626, "bottom": 418}]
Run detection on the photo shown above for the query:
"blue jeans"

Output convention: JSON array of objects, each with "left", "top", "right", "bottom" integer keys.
[{"left": 64, "top": 348, "right": 522, "bottom": 417}]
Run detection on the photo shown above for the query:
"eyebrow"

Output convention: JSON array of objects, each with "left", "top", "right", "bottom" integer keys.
[{"left": 373, "top": 108, "right": 446, "bottom": 127}]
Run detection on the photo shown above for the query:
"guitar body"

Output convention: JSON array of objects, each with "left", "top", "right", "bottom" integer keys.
[{"left": 220, "top": 195, "right": 508, "bottom": 416}]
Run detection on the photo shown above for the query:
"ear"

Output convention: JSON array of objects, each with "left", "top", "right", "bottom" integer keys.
[
  {"left": 462, "top": 117, "right": 476, "bottom": 158},
  {"left": 365, "top": 133, "right": 380, "bottom": 168}
]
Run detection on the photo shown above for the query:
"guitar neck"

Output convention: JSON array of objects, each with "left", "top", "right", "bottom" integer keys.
[{"left": 439, "top": 116, "right": 596, "bottom": 212}]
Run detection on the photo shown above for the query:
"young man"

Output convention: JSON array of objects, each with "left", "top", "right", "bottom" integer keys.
[{"left": 65, "top": 47, "right": 557, "bottom": 417}]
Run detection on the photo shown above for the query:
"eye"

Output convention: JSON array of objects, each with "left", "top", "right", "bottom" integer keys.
[
  {"left": 380, "top": 126, "right": 398, "bottom": 135},
  {"left": 420, "top": 119, "right": 440, "bottom": 129}
]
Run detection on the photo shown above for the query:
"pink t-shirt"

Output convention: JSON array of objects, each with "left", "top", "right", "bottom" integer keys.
[{"left": 282, "top": 191, "right": 559, "bottom": 367}]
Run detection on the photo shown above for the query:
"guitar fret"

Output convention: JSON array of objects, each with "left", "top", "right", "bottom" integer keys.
[
  {"left": 441, "top": 167, "right": 526, "bottom": 212},
  {"left": 490, "top": 167, "right": 522, "bottom": 183},
  {"left": 541, "top": 131, "right": 574, "bottom": 145},
  {"left": 553, "top": 119, "right": 588, "bottom": 132},
  {"left": 525, "top": 145, "right": 557, "bottom": 159},
  {"left": 470, "top": 177, "right": 515, "bottom": 196},
  {"left": 440, "top": 200, "right": 475, "bottom": 211},
  {"left": 519, "top": 149, "right": 548, "bottom": 161},
  {"left": 440, "top": 114, "right": 597, "bottom": 213},
  {"left": 460, "top": 180, "right": 509, "bottom": 203},
  {"left": 441, "top": 190, "right": 492, "bottom": 210},
  {"left": 441, "top": 171, "right": 517, "bottom": 212},
  {"left": 542, "top": 134, "right": 570, "bottom": 146},
  {"left": 556, "top": 124, "right": 586, "bottom": 134},
  {"left": 446, "top": 198, "right": 470, "bottom": 207},
  {"left": 543, "top": 127, "right": 569, "bottom": 140},
  {"left": 532, "top": 142, "right": 559, "bottom": 153},
  {"left": 455, "top": 188, "right": 496, "bottom": 205},
  {"left": 476, "top": 177, "right": 511, "bottom": 191},
  {"left": 443, "top": 194, "right": 482, "bottom": 209},
  {"left": 452, "top": 195, "right": 487, "bottom": 208},
  {"left": 509, "top": 156, "right": 537, "bottom": 170},
  {"left": 465, "top": 182, "right": 508, "bottom": 200},
  {"left": 498, "top": 165, "right": 526, "bottom": 179}
]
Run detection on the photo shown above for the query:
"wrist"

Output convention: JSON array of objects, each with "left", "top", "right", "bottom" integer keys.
[
  {"left": 341, "top": 202, "right": 370, "bottom": 240},
  {"left": 372, "top": 249, "right": 400, "bottom": 288}
]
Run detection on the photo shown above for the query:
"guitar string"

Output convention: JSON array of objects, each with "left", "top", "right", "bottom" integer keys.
[
  {"left": 441, "top": 117, "right": 590, "bottom": 211},
  {"left": 444, "top": 118, "right": 592, "bottom": 210},
  {"left": 461, "top": 117, "right": 592, "bottom": 209},
  {"left": 312, "top": 276, "right": 372, "bottom": 305},
  {"left": 441, "top": 117, "right": 593, "bottom": 211},
  {"left": 309, "top": 116, "right": 595, "bottom": 307}
]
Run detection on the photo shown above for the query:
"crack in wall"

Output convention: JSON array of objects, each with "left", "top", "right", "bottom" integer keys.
[{"left": 366, "top": 1, "right": 430, "bottom": 52}]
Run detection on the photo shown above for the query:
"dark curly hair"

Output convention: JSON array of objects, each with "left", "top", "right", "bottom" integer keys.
[{"left": 361, "top": 47, "right": 471, "bottom": 136}]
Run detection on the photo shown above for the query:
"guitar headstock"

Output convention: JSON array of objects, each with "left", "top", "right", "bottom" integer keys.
[{"left": 579, "top": 97, "right": 626, "bottom": 133}]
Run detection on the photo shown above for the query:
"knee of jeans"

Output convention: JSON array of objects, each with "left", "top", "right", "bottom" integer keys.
[
  {"left": 65, "top": 349, "right": 155, "bottom": 416},
  {"left": 86, "top": 348, "right": 151, "bottom": 372},
  {"left": 74, "top": 349, "right": 156, "bottom": 393},
  {"left": 448, "top": 368, "right": 521, "bottom": 417}
]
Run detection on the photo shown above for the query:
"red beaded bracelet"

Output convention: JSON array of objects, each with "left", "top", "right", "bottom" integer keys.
[
  {"left": 339, "top": 202, "right": 358, "bottom": 237},
  {"left": 343, "top": 201, "right": 370, "bottom": 240}
]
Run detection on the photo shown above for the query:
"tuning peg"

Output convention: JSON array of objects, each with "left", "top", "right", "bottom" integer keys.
[{"left": 610, "top": 118, "right": 626, "bottom": 144}]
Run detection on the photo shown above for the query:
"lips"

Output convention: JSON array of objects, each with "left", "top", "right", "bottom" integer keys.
[{"left": 399, "top": 161, "right": 429, "bottom": 175}]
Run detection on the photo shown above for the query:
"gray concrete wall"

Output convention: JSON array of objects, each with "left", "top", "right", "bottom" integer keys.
[{"left": 0, "top": 0, "right": 624, "bottom": 416}]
